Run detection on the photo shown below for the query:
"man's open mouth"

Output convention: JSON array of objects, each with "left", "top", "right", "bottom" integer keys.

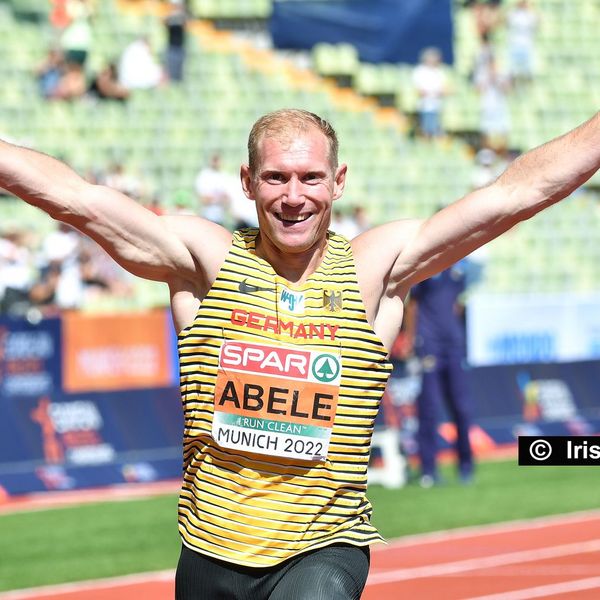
[{"left": 276, "top": 213, "right": 311, "bottom": 224}]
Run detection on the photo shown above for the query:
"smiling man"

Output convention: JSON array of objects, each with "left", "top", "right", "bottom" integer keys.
[{"left": 1, "top": 108, "right": 599, "bottom": 599}]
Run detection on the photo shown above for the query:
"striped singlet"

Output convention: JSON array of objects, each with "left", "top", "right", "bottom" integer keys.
[{"left": 177, "top": 228, "right": 392, "bottom": 567}]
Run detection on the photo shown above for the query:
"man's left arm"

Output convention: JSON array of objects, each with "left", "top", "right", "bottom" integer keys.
[{"left": 392, "top": 111, "right": 600, "bottom": 289}]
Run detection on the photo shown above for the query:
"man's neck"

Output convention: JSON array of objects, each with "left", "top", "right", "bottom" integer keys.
[{"left": 255, "top": 234, "right": 328, "bottom": 285}]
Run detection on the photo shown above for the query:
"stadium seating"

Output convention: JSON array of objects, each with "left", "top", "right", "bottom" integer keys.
[{"left": 1, "top": 0, "right": 599, "bottom": 306}]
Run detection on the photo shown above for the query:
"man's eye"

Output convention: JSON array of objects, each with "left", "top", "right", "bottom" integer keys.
[{"left": 268, "top": 173, "right": 284, "bottom": 183}]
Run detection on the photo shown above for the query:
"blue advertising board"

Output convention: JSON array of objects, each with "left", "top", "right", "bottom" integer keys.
[
  {"left": 0, "top": 313, "right": 183, "bottom": 497},
  {"left": 384, "top": 357, "right": 600, "bottom": 460}
]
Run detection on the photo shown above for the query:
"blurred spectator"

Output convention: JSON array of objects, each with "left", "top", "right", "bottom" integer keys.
[
  {"left": 470, "top": 31, "right": 495, "bottom": 86},
  {"left": 118, "top": 37, "right": 164, "bottom": 91},
  {"left": 35, "top": 47, "right": 66, "bottom": 99},
  {"left": 29, "top": 260, "right": 64, "bottom": 315},
  {"left": 475, "top": 56, "right": 512, "bottom": 152},
  {"left": 163, "top": 0, "right": 188, "bottom": 83},
  {"left": 228, "top": 177, "right": 259, "bottom": 230},
  {"left": 60, "top": 0, "right": 93, "bottom": 67},
  {"left": 49, "top": 0, "right": 71, "bottom": 33},
  {"left": 331, "top": 207, "right": 362, "bottom": 240},
  {"left": 471, "top": 147, "right": 501, "bottom": 189},
  {"left": 506, "top": 0, "right": 539, "bottom": 87},
  {"left": 30, "top": 223, "right": 84, "bottom": 314},
  {"left": 194, "top": 153, "right": 231, "bottom": 225},
  {"left": 469, "top": 0, "right": 503, "bottom": 40},
  {"left": 0, "top": 228, "right": 34, "bottom": 316},
  {"left": 52, "top": 61, "right": 87, "bottom": 101},
  {"left": 404, "top": 260, "right": 477, "bottom": 487},
  {"left": 351, "top": 205, "right": 371, "bottom": 233},
  {"left": 412, "top": 47, "right": 449, "bottom": 139},
  {"left": 79, "top": 238, "right": 134, "bottom": 303},
  {"left": 88, "top": 63, "right": 130, "bottom": 102}
]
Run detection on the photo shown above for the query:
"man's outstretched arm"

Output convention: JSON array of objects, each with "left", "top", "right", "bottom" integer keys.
[
  {"left": 0, "top": 139, "right": 228, "bottom": 287},
  {"left": 391, "top": 111, "right": 600, "bottom": 290}
]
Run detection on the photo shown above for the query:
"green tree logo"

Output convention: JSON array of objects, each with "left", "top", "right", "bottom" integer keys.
[{"left": 312, "top": 354, "right": 341, "bottom": 382}]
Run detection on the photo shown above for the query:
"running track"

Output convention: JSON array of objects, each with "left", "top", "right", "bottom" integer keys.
[{"left": 2, "top": 510, "right": 600, "bottom": 599}]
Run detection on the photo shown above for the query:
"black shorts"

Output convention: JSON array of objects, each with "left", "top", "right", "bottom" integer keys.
[{"left": 175, "top": 542, "right": 370, "bottom": 600}]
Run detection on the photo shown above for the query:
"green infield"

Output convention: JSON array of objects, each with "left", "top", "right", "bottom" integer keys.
[{"left": 1, "top": 459, "right": 598, "bottom": 592}]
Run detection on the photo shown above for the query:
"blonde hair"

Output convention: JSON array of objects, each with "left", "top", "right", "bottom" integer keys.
[{"left": 247, "top": 109, "right": 339, "bottom": 174}]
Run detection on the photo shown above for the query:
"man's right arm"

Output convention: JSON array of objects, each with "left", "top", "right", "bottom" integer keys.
[{"left": 0, "top": 139, "right": 231, "bottom": 293}]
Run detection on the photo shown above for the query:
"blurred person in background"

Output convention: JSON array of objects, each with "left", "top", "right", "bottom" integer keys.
[
  {"left": 194, "top": 152, "right": 231, "bottom": 226},
  {"left": 0, "top": 108, "right": 599, "bottom": 599},
  {"left": 30, "top": 223, "right": 84, "bottom": 314},
  {"left": 331, "top": 206, "right": 362, "bottom": 240},
  {"left": 49, "top": 0, "right": 70, "bottom": 34},
  {"left": 35, "top": 47, "right": 66, "bottom": 99},
  {"left": 0, "top": 227, "right": 35, "bottom": 316},
  {"left": 118, "top": 37, "right": 165, "bottom": 91},
  {"left": 506, "top": 0, "right": 539, "bottom": 88},
  {"left": 467, "top": 0, "right": 503, "bottom": 41},
  {"left": 475, "top": 55, "right": 512, "bottom": 153},
  {"left": 403, "top": 259, "right": 478, "bottom": 487},
  {"left": 88, "top": 62, "right": 130, "bottom": 102},
  {"left": 471, "top": 146, "right": 511, "bottom": 191},
  {"left": 51, "top": 60, "right": 87, "bottom": 101},
  {"left": 78, "top": 238, "right": 134, "bottom": 305},
  {"left": 227, "top": 175, "right": 259, "bottom": 230},
  {"left": 470, "top": 31, "right": 495, "bottom": 86},
  {"left": 59, "top": 0, "right": 93, "bottom": 68},
  {"left": 412, "top": 46, "right": 449, "bottom": 139},
  {"left": 163, "top": 0, "right": 188, "bottom": 83}
]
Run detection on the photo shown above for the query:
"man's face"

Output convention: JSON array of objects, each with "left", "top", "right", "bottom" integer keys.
[{"left": 241, "top": 128, "right": 347, "bottom": 258}]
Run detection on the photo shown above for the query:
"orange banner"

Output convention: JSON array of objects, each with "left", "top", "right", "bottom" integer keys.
[{"left": 63, "top": 310, "right": 172, "bottom": 393}]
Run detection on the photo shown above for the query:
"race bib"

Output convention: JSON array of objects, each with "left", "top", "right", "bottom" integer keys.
[{"left": 212, "top": 340, "right": 341, "bottom": 461}]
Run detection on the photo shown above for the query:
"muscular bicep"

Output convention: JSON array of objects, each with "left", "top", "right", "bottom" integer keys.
[
  {"left": 390, "top": 184, "right": 523, "bottom": 289},
  {"left": 63, "top": 183, "right": 222, "bottom": 286}
]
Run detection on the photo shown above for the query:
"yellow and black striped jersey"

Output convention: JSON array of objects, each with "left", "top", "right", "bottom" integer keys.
[{"left": 177, "top": 228, "right": 392, "bottom": 567}]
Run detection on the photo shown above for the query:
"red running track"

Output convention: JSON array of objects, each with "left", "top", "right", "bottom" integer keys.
[{"left": 2, "top": 510, "right": 600, "bottom": 599}]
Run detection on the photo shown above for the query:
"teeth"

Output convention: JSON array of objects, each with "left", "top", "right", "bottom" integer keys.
[{"left": 279, "top": 213, "right": 309, "bottom": 222}]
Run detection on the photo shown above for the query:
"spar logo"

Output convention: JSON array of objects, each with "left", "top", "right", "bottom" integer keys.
[
  {"left": 312, "top": 354, "right": 340, "bottom": 383},
  {"left": 221, "top": 341, "right": 311, "bottom": 379},
  {"left": 220, "top": 341, "right": 341, "bottom": 383}
]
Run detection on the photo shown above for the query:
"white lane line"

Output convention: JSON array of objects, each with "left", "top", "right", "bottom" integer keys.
[
  {"left": 464, "top": 575, "right": 600, "bottom": 600},
  {"left": 372, "top": 508, "right": 600, "bottom": 552},
  {"left": 367, "top": 538, "right": 600, "bottom": 585},
  {"left": 0, "top": 570, "right": 175, "bottom": 599}
]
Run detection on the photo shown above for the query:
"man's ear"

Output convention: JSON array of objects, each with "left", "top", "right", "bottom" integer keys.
[
  {"left": 240, "top": 164, "right": 255, "bottom": 201},
  {"left": 332, "top": 163, "right": 348, "bottom": 201}
]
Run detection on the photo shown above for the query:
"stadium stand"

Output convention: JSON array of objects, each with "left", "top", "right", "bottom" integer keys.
[{"left": 1, "top": 0, "right": 599, "bottom": 314}]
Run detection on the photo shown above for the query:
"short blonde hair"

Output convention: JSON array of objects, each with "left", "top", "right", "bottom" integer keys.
[{"left": 247, "top": 109, "right": 339, "bottom": 174}]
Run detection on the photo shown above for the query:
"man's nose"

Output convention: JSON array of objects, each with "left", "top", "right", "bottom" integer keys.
[{"left": 283, "top": 176, "right": 304, "bottom": 205}]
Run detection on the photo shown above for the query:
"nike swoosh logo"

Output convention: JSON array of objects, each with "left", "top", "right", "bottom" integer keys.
[{"left": 238, "top": 279, "right": 273, "bottom": 294}]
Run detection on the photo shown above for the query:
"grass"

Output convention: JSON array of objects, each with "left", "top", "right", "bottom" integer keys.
[
  {"left": 1, "top": 459, "right": 599, "bottom": 591},
  {"left": 370, "top": 459, "right": 600, "bottom": 536}
]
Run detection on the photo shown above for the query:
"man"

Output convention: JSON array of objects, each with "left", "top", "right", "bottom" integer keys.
[
  {"left": 0, "top": 108, "right": 598, "bottom": 599},
  {"left": 405, "top": 261, "right": 474, "bottom": 487}
]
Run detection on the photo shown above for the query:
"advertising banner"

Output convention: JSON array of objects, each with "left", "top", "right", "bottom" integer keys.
[
  {"left": 62, "top": 310, "right": 177, "bottom": 392},
  {"left": 0, "top": 311, "right": 183, "bottom": 497},
  {"left": 0, "top": 316, "right": 62, "bottom": 397},
  {"left": 0, "top": 388, "right": 183, "bottom": 495},
  {"left": 384, "top": 357, "right": 600, "bottom": 461},
  {"left": 467, "top": 292, "right": 600, "bottom": 366}
]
